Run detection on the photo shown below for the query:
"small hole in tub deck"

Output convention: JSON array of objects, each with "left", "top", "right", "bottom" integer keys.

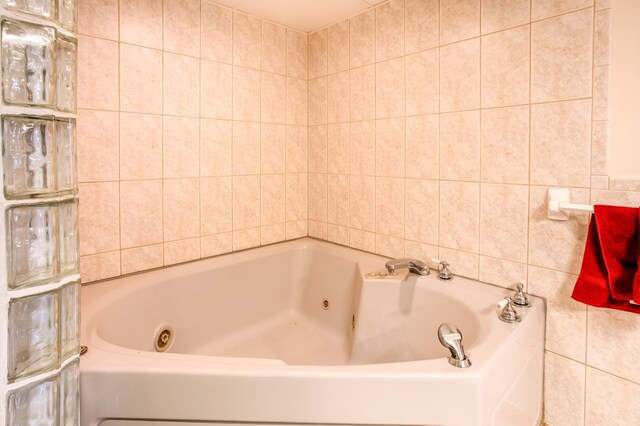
[{"left": 322, "top": 299, "right": 330, "bottom": 310}]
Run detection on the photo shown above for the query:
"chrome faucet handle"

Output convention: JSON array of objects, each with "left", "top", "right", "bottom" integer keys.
[
  {"left": 499, "top": 297, "right": 522, "bottom": 323},
  {"left": 430, "top": 258, "right": 453, "bottom": 281},
  {"left": 385, "top": 258, "right": 430, "bottom": 276},
  {"left": 437, "top": 323, "right": 471, "bottom": 368},
  {"left": 511, "top": 282, "right": 531, "bottom": 308}
]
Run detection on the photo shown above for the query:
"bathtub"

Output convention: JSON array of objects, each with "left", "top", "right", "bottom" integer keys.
[{"left": 80, "top": 238, "right": 545, "bottom": 426}]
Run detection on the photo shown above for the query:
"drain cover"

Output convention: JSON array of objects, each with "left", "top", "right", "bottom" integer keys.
[{"left": 154, "top": 325, "right": 174, "bottom": 352}]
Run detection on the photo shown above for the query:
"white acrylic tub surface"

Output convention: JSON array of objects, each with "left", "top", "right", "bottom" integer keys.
[{"left": 80, "top": 238, "right": 545, "bottom": 426}]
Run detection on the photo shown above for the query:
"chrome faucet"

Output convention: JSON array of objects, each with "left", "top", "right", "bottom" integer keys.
[
  {"left": 438, "top": 323, "right": 471, "bottom": 368},
  {"left": 385, "top": 258, "right": 430, "bottom": 276}
]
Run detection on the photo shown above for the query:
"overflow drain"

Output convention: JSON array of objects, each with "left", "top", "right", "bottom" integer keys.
[
  {"left": 154, "top": 325, "right": 174, "bottom": 352},
  {"left": 322, "top": 299, "right": 330, "bottom": 310}
]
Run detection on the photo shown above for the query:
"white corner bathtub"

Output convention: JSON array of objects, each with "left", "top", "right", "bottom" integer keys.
[{"left": 80, "top": 238, "right": 545, "bottom": 426}]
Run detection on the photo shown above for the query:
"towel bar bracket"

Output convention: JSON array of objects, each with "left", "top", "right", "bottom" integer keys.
[{"left": 548, "top": 188, "right": 594, "bottom": 221}]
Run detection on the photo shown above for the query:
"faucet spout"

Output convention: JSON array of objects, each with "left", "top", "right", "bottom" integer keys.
[{"left": 385, "top": 258, "right": 430, "bottom": 276}]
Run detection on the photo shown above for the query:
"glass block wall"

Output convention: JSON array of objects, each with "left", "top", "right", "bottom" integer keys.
[{"left": 0, "top": 1, "right": 79, "bottom": 424}]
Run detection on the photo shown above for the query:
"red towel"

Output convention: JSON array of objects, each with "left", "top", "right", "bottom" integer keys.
[
  {"left": 572, "top": 205, "right": 640, "bottom": 314},
  {"left": 635, "top": 208, "right": 640, "bottom": 304}
]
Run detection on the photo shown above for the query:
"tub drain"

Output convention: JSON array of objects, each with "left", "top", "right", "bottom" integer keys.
[{"left": 154, "top": 325, "right": 174, "bottom": 352}]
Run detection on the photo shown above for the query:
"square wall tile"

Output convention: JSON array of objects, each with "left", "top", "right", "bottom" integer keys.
[
  {"left": 121, "top": 244, "right": 163, "bottom": 275},
  {"left": 308, "top": 77, "right": 328, "bottom": 126},
  {"left": 328, "top": 72, "right": 350, "bottom": 124},
  {"left": 594, "top": 9, "right": 611, "bottom": 66},
  {"left": 163, "top": 178, "right": 200, "bottom": 241},
  {"left": 163, "top": 53, "right": 200, "bottom": 117},
  {"left": 532, "top": 0, "right": 593, "bottom": 21},
  {"left": 233, "top": 67, "right": 261, "bottom": 121},
  {"left": 286, "top": 126, "right": 308, "bottom": 173},
  {"left": 528, "top": 186, "right": 590, "bottom": 274},
  {"left": 233, "top": 11, "right": 261, "bottom": 69},
  {"left": 587, "top": 307, "right": 640, "bottom": 384},
  {"left": 440, "top": 38, "right": 480, "bottom": 112},
  {"left": 233, "top": 175, "right": 260, "bottom": 230},
  {"left": 481, "top": 0, "right": 530, "bottom": 34},
  {"left": 79, "top": 182, "right": 120, "bottom": 255},
  {"left": 585, "top": 368, "right": 640, "bottom": 426},
  {"left": 406, "top": 114, "right": 439, "bottom": 179},
  {"left": 531, "top": 8, "right": 593, "bottom": 103},
  {"left": 376, "top": 0, "right": 404, "bottom": 61},
  {"left": 350, "top": 9, "right": 375, "bottom": 68},
  {"left": 201, "top": 60, "right": 232, "bottom": 120},
  {"left": 438, "top": 248, "right": 479, "bottom": 279},
  {"left": 350, "top": 229, "right": 375, "bottom": 252},
  {"left": 544, "top": 352, "right": 585, "bottom": 426},
  {"left": 77, "top": 109, "right": 119, "bottom": 182},
  {"left": 376, "top": 118, "right": 405, "bottom": 178},
  {"left": 406, "top": 49, "right": 439, "bottom": 116},
  {"left": 481, "top": 25, "right": 530, "bottom": 108},
  {"left": 309, "top": 126, "right": 328, "bottom": 173},
  {"left": 328, "top": 224, "right": 349, "bottom": 246},
  {"left": 287, "top": 30, "right": 308, "bottom": 79},
  {"left": 261, "top": 124, "right": 286, "bottom": 174},
  {"left": 286, "top": 174, "right": 307, "bottom": 221},
  {"left": 201, "top": 119, "right": 232, "bottom": 177},
  {"left": 530, "top": 265, "right": 587, "bottom": 363},
  {"left": 201, "top": 233, "right": 232, "bottom": 257},
  {"left": 163, "top": 0, "right": 200, "bottom": 57},
  {"left": 202, "top": 2, "right": 233, "bottom": 63},
  {"left": 376, "top": 57, "right": 405, "bottom": 119},
  {"left": 261, "top": 174, "right": 286, "bottom": 226},
  {"left": 530, "top": 100, "right": 591, "bottom": 187},
  {"left": 405, "top": 0, "right": 438, "bottom": 54},
  {"left": 163, "top": 117, "right": 199, "bottom": 178},
  {"left": 308, "top": 173, "right": 328, "bottom": 222},
  {"left": 78, "top": 0, "right": 118, "bottom": 40},
  {"left": 480, "top": 183, "right": 529, "bottom": 263},
  {"left": 350, "top": 65, "right": 376, "bottom": 121},
  {"left": 440, "top": 0, "right": 480, "bottom": 45},
  {"left": 233, "top": 228, "right": 261, "bottom": 251},
  {"left": 78, "top": 36, "right": 118, "bottom": 110},
  {"left": 120, "top": 0, "right": 163, "bottom": 49},
  {"left": 376, "top": 177, "right": 404, "bottom": 237},
  {"left": 376, "top": 234, "right": 405, "bottom": 258},
  {"left": 328, "top": 20, "right": 349, "bottom": 74},
  {"left": 309, "top": 29, "right": 328, "bottom": 79},
  {"left": 232, "top": 122, "right": 261, "bottom": 175},
  {"left": 350, "top": 175, "right": 375, "bottom": 231},
  {"left": 328, "top": 174, "right": 349, "bottom": 226},
  {"left": 405, "top": 179, "right": 439, "bottom": 245},
  {"left": 261, "top": 224, "right": 286, "bottom": 245},
  {"left": 350, "top": 120, "right": 376, "bottom": 176},
  {"left": 480, "top": 106, "right": 529, "bottom": 184},
  {"left": 328, "top": 123, "right": 349, "bottom": 175},
  {"left": 261, "top": 73, "right": 286, "bottom": 123},
  {"left": 201, "top": 177, "right": 232, "bottom": 235},
  {"left": 262, "top": 22, "right": 286, "bottom": 74},
  {"left": 440, "top": 111, "right": 480, "bottom": 181},
  {"left": 439, "top": 181, "right": 479, "bottom": 252},
  {"left": 286, "top": 77, "right": 308, "bottom": 126},
  {"left": 164, "top": 238, "right": 200, "bottom": 265},
  {"left": 120, "top": 44, "right": 163, "bottom": 114},
  {"left": 120, "top": 180, "right": 163, "bottom": 248},
  {"left": 478, "top": 256, "right": 527, "bottom": 288},
  {"left": 120, "top": 113, "right": 162, "bottom": 180},
  {"left": 80, "top": 251, "right": 121, "bottom": 282}
]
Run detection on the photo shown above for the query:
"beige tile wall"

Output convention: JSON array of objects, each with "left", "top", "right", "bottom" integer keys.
[
  {"left": 77, "top": 0, "right": 309, "bottom": 282},
  {"left": 76, "top": 0, "right": 640, "bottom": 424},
  {"left": 307, "top": 0, "right": 640, "bottom": 424}
]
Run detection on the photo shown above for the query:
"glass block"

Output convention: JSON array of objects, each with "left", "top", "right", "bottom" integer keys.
[
  {"left": 6, "top": 203, "right": 58, "bottom": 289},
  {"left": 2, "top": 115, "right": 56, "bottom": 198},
  {"left": 1, "top": 0, "right": 55, "bottom": 19},
  {"left": 1, "top": 20, "right": 55, "bottom": 107},
  {"left": 60, "top": 281, "right": 79, "bottom": 358},
  {"left": 58, "top": 200, "right": 78, "bottom": 276},
  {"left": 60, "top": 359, "right": 79, "bottom": 426},
  {"left": 57, "top": 0, "right": 76, "bottom": 32},
  {"left": 55, "top": 36, "right": 76, "bottom": 112},
  {"left": 7, "top": 375, "right": 59, "bottom": 425},
  {"left": 8, "top": 291, "right": 60, "bottom": 381},
  {"left": 55, "top": 118, "right": 76, "bottom": 193}
]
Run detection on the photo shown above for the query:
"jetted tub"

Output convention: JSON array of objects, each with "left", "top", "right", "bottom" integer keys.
[{"left": 80, "top": 238, "right": 545, "bottom": 426}]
